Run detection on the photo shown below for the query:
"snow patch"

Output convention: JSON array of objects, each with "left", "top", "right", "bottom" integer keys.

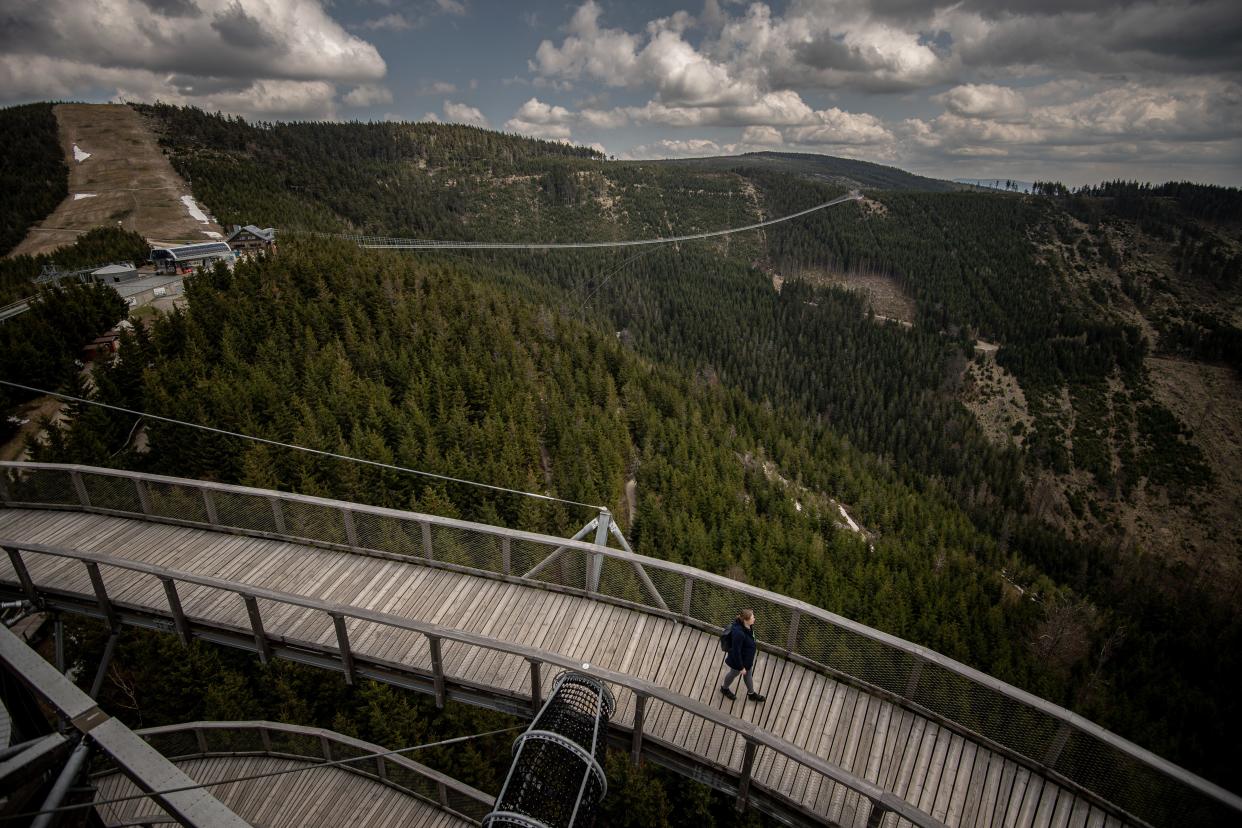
[
  {"left": 72, "top": 145, "right": 91, "bottom": 163},
  {"left": 838, "top": 504, "right": 861, "bottom": 533},
  {"left": 73, "top": 193, "right": 97, "bottom": 200},
  {"left": 181, "top": 195, "right": 210, "bottom": 223},
  {"left": 201, "top": 230, "right": 223, "bottom": 239}
]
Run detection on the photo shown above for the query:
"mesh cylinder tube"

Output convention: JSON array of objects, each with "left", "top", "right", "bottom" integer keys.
[{"left": 484, "top": 672, "right": 615, "bottom": 828}]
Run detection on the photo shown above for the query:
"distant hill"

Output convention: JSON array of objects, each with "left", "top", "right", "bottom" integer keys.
[{"left": 663, "top": 150, "right": 959, "bottom": 192}]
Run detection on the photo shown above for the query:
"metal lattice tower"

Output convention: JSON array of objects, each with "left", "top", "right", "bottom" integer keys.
[{"left": 484, "top": 672, "right": 615, "bottom": 828}]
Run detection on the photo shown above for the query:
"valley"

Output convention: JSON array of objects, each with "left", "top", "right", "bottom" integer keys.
[{"left": 1, "top": 101, "right": 1239, "bottom": 823}]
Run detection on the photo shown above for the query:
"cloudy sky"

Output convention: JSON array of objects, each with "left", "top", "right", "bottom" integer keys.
[{"left": 2, "top": 0, "right": 1239, "bottom": 185}]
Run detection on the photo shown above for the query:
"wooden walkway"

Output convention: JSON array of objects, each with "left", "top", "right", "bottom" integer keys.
[
  {"left": 93, "top": 755, "right": 471, "bottom": 827},
  {"left": 0, "top": 509, "right": 1126, "bottom": 828}
]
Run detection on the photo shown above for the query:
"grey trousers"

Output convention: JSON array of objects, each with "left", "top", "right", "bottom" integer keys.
[{"left": 721, "top": 665, "right": 755, "bottom": 693}]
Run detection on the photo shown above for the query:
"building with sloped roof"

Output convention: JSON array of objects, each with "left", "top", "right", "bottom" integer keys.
[
  {"left": 225, "top": 224, "right": 277, "bottom": 255},
  {"left": 150, "top": 241, "right": 234, "bottom": 274}
]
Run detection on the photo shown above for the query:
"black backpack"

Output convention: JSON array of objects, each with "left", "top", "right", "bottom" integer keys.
[{"left": 719, "top": 625, "right": 732, "bottom": 652}]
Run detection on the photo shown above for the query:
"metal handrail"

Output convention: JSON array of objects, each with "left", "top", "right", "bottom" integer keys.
[
  {"left": 2, "top": 461, "right": 1239, "bottom": 826},
  {"left": 0, "top": 538, "right": 942, "bottom": 828},
  {"left": 99, "top": 720, "right": 494, "bottom": 823}
]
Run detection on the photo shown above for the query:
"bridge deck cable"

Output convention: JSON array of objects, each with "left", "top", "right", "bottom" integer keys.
[
  {"left": 304, "top": 191, "right": 863, "bottom": 250},
  {"left": 0, "top": 379, "right": 600, "bottom": 512}
]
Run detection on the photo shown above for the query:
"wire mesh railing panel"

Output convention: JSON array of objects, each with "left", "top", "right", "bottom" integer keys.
[
  {"left": 596, "top": 556, "right": 649, "bottom": 606},
  {"left": 267, "top": 729, "right": 322, "bottom": 760},
  {"left": 383, "top": 759, "right": 440, "bottom": 800},
  {"left": 688, "top": 577, "right": 793, "bottom": 643},
  {"left": 353, "top": 511, "right": 426, "bottom": 559},
  {"left": 644, "top": 565, "right": 690, "bottom": 616},
  {"left": 326, "top": 738, "right": 377, "bottom": 777},
  {"left": 203, "top": 726, "right": 266, "bottom": 754},
  {"left": 211, "top": 490, "right": 277, "bottom": 534},
  {"left": 145, "top": 480, "right": 209, "bottom": 524},
  {"left": 3, "top": 467, "right": 76, "bottom": 506},
  {"left": 446, "top": 786, "right": 493, "bottom": 822},
  {"left": 145, "top": 729, "right": 201, "bottom": 760},
  {"left": 528, "top": 546, "right": 589, "bottom": 591},
  {"left": 794, "top": 614, "right": 913, "bottom": 694},
  {"left": 909, "top": 659, "right": 1060, "bottom": 762},
  {"left": 508, "top": 537, "right": 559, "bottom": 579},
  {"left": 278, "top": 498, "right": 347, "bottom": 545},
  {"left": 431, "top": 524, "right": 503, "bottom": 571},
  {"left": 82, "top": 471, "right": 141, "bottom": 514}
]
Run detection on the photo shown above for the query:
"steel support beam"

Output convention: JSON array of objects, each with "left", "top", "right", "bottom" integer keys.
[
  {"left": 736, "top": 739, "right": 759, "bottom": 812},
  {"left": 30, "top": 740, "right": 92, "bottom": 828},
  {"left": 242, "top": 595, "right": 272, "bottom": 663},
  {"left": 428, "top": 635, "right": 445, "bottom": 708},
  {"left": 85, "top": 561, "right": 118, "bottom": 630},
  {"left": 4, "top": 546, "right": 39, "bottom": 604},
  {"left": 528, "top": 659, "right": 542, "bottom": 713},
  {"left": 332, "top": 612, "right": 355, "bottom": 685},
  {"left": 588, "top": 509, "right": 611, "bottom": 593},
  {"left": 161, "top": 577, "right": 191, "bottom": 646},
  {"left": 89, "top": 631, "right": 120, "bottom": 698},
  {"left": 631, "top": 693, "right": 647, "bottom": 765}
]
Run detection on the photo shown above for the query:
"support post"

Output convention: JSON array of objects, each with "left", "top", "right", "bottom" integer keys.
[
  {"left": 161, "top": 578, "right": 191, "bottom": 647},
  {"left": 682, "top": 578, "right": 694, "bottom": 617},
  {"left": 320, "top": 735, "right": 333, "bottom": 761},
  {"left": 342, "top": 509, "right": 359, "bottom": 549},
  {"left": 786, "top": 609, "right": 801, "bottom": 653},
  {"left": 202, "top": 488, "right": 218, "bottom": 525},
  {"left": 0, "top": 468, "right": 8, "bottom": 502},
  {"left": 735, "top": 739, "right": 758, "bottom": 812},
  {"left": 70, "top": 470, "right": 91, "bottom": 509},
  {"left": 242, "top": 595, "right": 272, "bottom": 663},
  {"left": 631, "top": 693, "right": 647, "bottom": 765},
  {"left": 195, "top": 728, "right": 208, "bottom": 755},
  {"left": 4, "top": 547, "right": 39, "bottom": 604},
  {"left": 428, "top": 635, "right": 445, "bottom": 708},
  {"left": 421, "top": 521, "right": 434, "bottom": 561},
  {"left": 1044, "top": 722, "right": 1073, "bottom": 768},
  {"left": 588, "top": 509, "right": 610, "bottom": 593},
  {"left": 85, "top": 561, "right": 117, "bottom": 631},
  {"left": 501, "top": 536, "right": 511, "bottom": 576},
  {"left": 29, "top": 740, "right": 92, "bottom": 828},
  {"left": 437, "top": 781, "right": 450, "bottom": 807},
  {"left": 332, "top": 613, "right": 355, "bottom": 685},
  {"left": 89, "top": 632, "right": 120, "bottom": 698},
  {"left": 905, "top": 660, "right": 924, "bottom": 700},
  {"left": 134, "top": 479, "right": 152, "bottom": 514},
  {"left": 260, "top": 727, "right": 272, "bottom": 753},
  {"left": 528, "top": 659, "right": 542, "bottom": 713},
  {"left": 270, "top": 498, "right": 286, "bottom": 534}
]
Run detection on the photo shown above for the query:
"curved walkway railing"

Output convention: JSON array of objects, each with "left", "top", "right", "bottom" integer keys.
[
  {"left": 95, "top": 720, "right": 494, "bottom": 825},
  {"left": 2, "top": 461, "right": 1238, "bottom": 827},
  {"left": 1, "top": 541, "right": 941, "bottom": 828}
]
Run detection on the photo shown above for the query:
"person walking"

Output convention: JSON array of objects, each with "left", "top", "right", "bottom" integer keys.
[{"left": 719, "top": 609, "right": 766, "bottom": 702}]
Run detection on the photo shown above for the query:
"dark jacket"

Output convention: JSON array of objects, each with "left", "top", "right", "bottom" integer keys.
[{"left": 724, "top": 619, "right": 756, "bottom": 670}]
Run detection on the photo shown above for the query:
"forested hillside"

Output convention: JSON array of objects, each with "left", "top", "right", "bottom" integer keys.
[
  {"left": 0, "top": 102, "right": 67, "bottom": 256},
  {"left": 669, "top": 150, "right": 958, "bottom": 192},
  {"left": 9, "top": 104, "right": 1240, "bottom": 799}
]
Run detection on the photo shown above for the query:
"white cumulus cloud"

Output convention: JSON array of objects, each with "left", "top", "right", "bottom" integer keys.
[{"left": 442, "top": 100, "right": 489, "bottom": 127}]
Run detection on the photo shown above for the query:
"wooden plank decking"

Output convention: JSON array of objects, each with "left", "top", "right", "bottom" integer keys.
[
  {"left": 93, "top": 755, "right": 472, "bottom": 828},
  {"left": 0, "top": 509, "right": 1123, "bottom": 828}
]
